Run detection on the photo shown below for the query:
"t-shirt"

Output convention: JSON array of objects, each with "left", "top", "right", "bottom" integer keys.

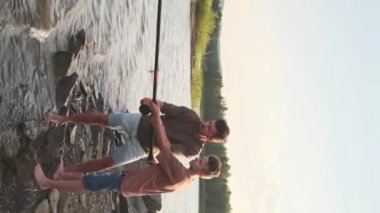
[
  {"left": 137, "top": 102, "right": 204, "bottom": 157},
  {"left": 120, "top": 137, "right": 194, "bottom": 197}
]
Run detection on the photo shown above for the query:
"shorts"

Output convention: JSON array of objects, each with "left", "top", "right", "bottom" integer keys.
[
  {"left": 108, "top": 113, "right": 141, "bottom": 134},
  {"left": 108, "top": 113, "right": 147, "bottom": 165},
  {"left": 83, "top": 171, "right": 124, "bottom": 192}
]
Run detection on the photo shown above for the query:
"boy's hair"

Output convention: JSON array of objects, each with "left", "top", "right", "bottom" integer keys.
[
  {"left": 203, "top": 155, "right": 222, "bottom": 179},
  {"left": 214, "top": 119, "right": 230, "bottom": 140}
]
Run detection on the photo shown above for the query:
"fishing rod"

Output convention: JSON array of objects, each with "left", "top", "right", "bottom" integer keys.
[{"left": 139, "top": 0, "right": 162, "bottom": 164}]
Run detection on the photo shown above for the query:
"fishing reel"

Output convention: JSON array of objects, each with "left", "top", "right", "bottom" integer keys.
[{"left": 139, "top": 105, "right": 151, "bottom": 115}]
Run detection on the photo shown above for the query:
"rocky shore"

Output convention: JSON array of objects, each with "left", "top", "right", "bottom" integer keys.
[{"left": 0, "top": 29, "right": 161, "bottom": 213}]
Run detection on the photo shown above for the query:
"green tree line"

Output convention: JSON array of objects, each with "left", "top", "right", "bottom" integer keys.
[{"left": 199, "top": 1, "right": 231, "bottom": 212}]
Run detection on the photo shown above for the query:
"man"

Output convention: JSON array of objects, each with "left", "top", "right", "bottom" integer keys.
[
  {"left": 45, "top": 97, "right": 229, "bottom": 174},
  {"left": 34, "top": 100, "right": 222, "bottom": 196}
]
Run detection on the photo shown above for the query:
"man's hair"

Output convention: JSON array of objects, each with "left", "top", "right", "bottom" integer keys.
[
  {"left": 203, "top": 155, "right": 222, "bottom": 179},
  {"left": 213, "top": 119, "right": 230, "bottom": 140}
]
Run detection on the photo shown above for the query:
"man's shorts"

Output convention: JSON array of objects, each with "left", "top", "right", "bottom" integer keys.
[
  {"left": 83, "top": 171, "right": 124, "bottom": 192},
  {"left": 108, "top": 113, "right": 147, "bottom": 165}
]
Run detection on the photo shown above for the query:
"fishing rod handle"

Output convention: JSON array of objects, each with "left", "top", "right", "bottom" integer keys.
[{"left": 139, "top": 105, "right": 151, "bottom": 115}]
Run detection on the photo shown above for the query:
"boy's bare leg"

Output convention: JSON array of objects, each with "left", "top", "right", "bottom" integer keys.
[
  {"left": 64, "top": 156, "right": 117, "bottom": 173},
  {"left": 34, "top": 163, "right": 85, "bottom": 192},
  {"left": 45, "top": 112, "right": 109, "bottom": 126},
  {"left": 53, "top": 157, "right": 82, "bottom": 180}
]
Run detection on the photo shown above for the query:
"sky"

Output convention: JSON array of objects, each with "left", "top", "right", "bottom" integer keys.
[{"left": 220, "top": 0, "right": 380, "bottom": 212}]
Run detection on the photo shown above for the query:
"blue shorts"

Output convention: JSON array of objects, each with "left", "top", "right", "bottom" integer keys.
[{"left": 83, "top": 171, "right": 124, "bottom": 192}]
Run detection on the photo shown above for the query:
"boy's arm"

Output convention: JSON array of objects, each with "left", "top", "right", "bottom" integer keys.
[
  {"left": 156, "top": 148, "right": 187, "bottom": 184},
  {"left": 148, "top": 100, "right": 188, "bottom": 182},
  {"left": 170, "top": 144, "right": 199, "bottom": 157}
]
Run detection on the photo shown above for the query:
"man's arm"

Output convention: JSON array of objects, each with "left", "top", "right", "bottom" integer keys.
[
  {"left": 140, "top": 97, "right": 190, "bottom": 117},
  {"left": 140, "top": 98, "right": 165, "bottom": 113},
  {"left": 148, "top": 100, "right": 170, "bottom": 150}
]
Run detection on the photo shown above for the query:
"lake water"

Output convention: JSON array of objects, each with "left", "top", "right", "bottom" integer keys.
[{"left": 0, "top": 0, "right": 198, "bottom": 212}]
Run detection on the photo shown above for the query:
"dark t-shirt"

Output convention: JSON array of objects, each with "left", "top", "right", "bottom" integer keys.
[{"left": 137, "top": 103, "right": 204, "bottom": 157}]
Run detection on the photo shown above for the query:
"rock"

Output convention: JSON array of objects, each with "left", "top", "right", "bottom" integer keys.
[
  {"left": 78, "top": 137, "right": 86, "bottom": 152},
  {"left": 80, "top": 193, "right": 87, "bottom": 209},
  {"left": 142, "top": 195, "right": 162, "bottom": 211},
  {"left": 15, "top": 189, "right": 42, "bottom": 213},
  {"left": 68, "top": 29, "right": 86, "bottom": 56},
  {"left": 75, "top": 30, "right": 86, "bottom": 45},
  {"left": 49, "top": 189, "right": 60, "bottom": 213},
  {"left": 57, "top": 105, "right": 69, "bottom": 116},
  {"left": 53, "top": 51, "right": 72, "bottom": 78},
  {"left": 0, "top": 130, "right": 20, "bottom": 157},
  {"left": 78, "top": 81, "right": 88, "bottom": 97},
  {"left": 69, "top": 125, "right": 77, "bottom": 145},
  {"left": 103, "top": 137, "right": 111, "bottom": 155},
  {"left": 111, "top": 192, "right": 119, "bottom": 213},
  {"left": 15, "top": 157, "right": 37, "bottom": 187},
  {"left": 34, "top": 199, "right": 49, "bottom": 213},
  {"left": 117, "top": 195, "right": 127, "bottom": 213},
  {"left": 55, "top": 72, "right": 78, "bottom": 109},
  {"left": 56, "top": 192, "right": 69, "bottom": 213},
  {"left": 82, "top": 147, "right": 93, "bottom": 163},
  {"left": 42, "top": 127, "right": 64, "bottom": 163},
  {"left": 24, "top": 120, "right": 38, "bottom": 140},
  {"left": 95, "top": 128, "right": 104, "bottom": 159},
  {"left": 0, "top": 166, "right": 3, "bottom": 188},
  {"left": 125, "top": 196, "right": 148, "bottom": 213}
]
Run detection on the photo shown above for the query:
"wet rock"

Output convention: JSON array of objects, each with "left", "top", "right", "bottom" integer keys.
[
  {"left": 56, "top": 192, "right": 69, "bottom": 213},
  {"left": 103, "top": 137, "right": 111, "bottom": 155},
  {"left": 16, "top": 189, "right": 44, "bottom": 213},
  {"left": 55, "top": 72, "right": 78, "bottom": 109},
  {"left": 24, "top": 120, "right": 38, "bottom": 140},
  {"left": 49, "top": 189, "right": 60, "bottom": 213},
  {"left": 80, "top": 193, "right": 87, "bottom": 209},
  {"left": 78, "top": 81, "right": 88, "bottom": 97},
  {"left": 0, "top": 166, "right": 3, "bottom": 188},
  {"left": 114, "top": 131, "right": 124, "bottom": 147},
  {"left": 118, "top": 194, "right": 129, "bottom": 213},
  {"left": 95, "top": 128, "right": 104, "bottom": 159},
  {"left": 34, "top": 199, "right": 49, "bottom": 213},
  {"left": 69, "top": 125, "right": 78, "bottom": 145},
  {"left": 78, "top": 137, "right": 86, "bottom": 152},
  {"left": 41, "top": 127, "right": 64, "bottom": 163},
  {"left": 142, "top": 195, "right": 162, "bottom": 211},
  {"left": 111, "top": 192, "right": 119, "bottom": 213},
  {"left": 53, "top": 51, "right": 72, "bottom": 78},
  {"left": 82, "top": 147, "right": 93, "bottom": 163},
  {"left": 0, "top": 130, "right": 20, "bottom": 157},
  {"left": 16, "top": 156, "right": 38, "bottom": 188},
  {"left": 126, "top": 196, "right": 148, "bottom": 213},
  {"left": 68, "top": 29, "right": 86, "bottom": 56}
]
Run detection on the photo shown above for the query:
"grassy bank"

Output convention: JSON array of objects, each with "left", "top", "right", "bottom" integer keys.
[
  {"left": 190, "top": 0, "right": 218, "bottom": 112},
  {"left": 190, "top": 1, "right": 220, "bottom": 212}
]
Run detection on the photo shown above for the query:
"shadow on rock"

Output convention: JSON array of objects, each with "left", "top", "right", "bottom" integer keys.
[
  {"left": 68, "top": 29, "right": 86, "bottom": 56},
  {"left": 53, "top": 51, "right": 72, "bottom": 78},
  {"left": 52, "top": 29, "right": 86, "bottom": 79},
  {"left": 55, "top": 72, "right": 78, "bottom": 109}
]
